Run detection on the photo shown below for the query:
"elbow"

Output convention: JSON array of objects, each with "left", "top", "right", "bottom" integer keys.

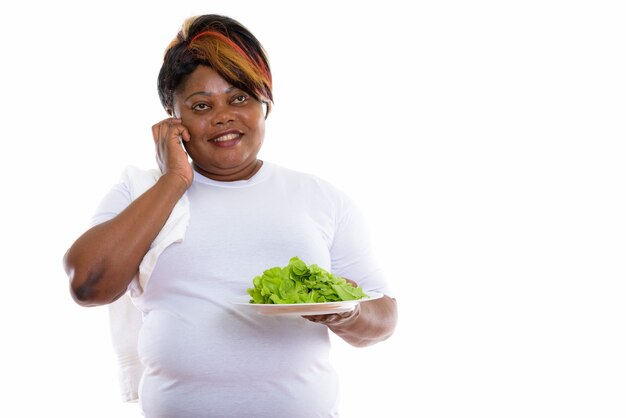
[
  {"left": 69, "top": 270, "right": 109, "bottom": 307},
  {"left": 71, "top": 289, "right": 96, "bottom": 307},
  {"left": 70, "top": 278, "right": 103, "bottom": 307},
  {"left": 64, "top": 250, "right": 93, "bottom": 306},
  {"left": 64, "top": 251, "right": 118, "bottom": 307}
]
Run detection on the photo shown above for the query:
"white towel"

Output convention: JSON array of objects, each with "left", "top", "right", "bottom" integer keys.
[{"left": 107, "top": 166, "right": 190, "bottom": 402}]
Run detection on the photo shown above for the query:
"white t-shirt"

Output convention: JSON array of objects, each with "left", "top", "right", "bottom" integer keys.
[{"left": 92, "top": 162, "right": 392, "bottom": 417}]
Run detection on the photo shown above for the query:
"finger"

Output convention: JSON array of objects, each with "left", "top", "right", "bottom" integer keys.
[
  {"left": 180, "top": 126, "right": 191, "bottom": 142},
  {"left": 302, "top": 314, "right": 339, "bottom": 323},
  {"left": 302, "top": 315, "right": 323, "bottom": 323},
  {"left": 164, "top": 122, "right": 188, "bottom": 145},
  {"left": 152, "top": 118, "right": 183, "bottom": 143},
  {"left": 302, "top": 307, "right": 357, "bottom": 324},
  {"left": 344, "top": 278, "right": 358, "bottom": 287},
  {"left": 151, "top": 122, "right": 160, "bottom": 143},
  {"left": 158, "top": 122, "right": 165, "bottom": 145}
]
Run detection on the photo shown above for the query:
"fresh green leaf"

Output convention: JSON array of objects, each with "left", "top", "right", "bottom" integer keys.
[{"left": 247, "top": 257, "right": 369, "bottom": 304}]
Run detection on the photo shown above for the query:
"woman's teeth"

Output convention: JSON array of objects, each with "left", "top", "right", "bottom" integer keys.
[{"left": 213, "top": 133, "right": 240, "bottom": 142}]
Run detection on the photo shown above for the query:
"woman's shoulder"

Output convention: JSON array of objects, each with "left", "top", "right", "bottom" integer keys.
[{"left": 269, "top": 162, "right": 353, "bottom": 207}]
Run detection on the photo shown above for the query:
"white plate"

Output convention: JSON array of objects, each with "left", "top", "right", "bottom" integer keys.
[{"left": 233, "top": 292, "right": 384, "bottom": 316}]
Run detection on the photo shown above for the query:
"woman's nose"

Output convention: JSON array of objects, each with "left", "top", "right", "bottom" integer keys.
[{"left": 212, "top": 104, "right": 235, "bottom": 125}]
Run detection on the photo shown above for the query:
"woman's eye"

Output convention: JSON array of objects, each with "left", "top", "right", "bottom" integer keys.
[
  {"left": 192, "top": 103, "right": 210, "bottom": 111},
  {"left": 232, "top": 95, "right": 247, "bottom": 104}
]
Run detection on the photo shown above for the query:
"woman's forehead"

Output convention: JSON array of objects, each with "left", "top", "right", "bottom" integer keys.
[{"left": 178, "top": 66, "right": 237, "bottom": 99}]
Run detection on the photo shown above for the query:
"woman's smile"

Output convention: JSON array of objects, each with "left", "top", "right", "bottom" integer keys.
[
  {"left": 209, "top": 130, "right": 243, "bottom": 146},
  {"left": 173, "top": 65, "right": 266, "bottom": 181}
]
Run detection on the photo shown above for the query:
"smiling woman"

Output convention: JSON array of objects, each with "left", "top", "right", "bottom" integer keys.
[{"left": 62, "top": 13, "right": 397, "bottom": 418}]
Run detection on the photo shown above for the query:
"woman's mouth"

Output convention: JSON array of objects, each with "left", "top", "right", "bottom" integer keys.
[{"left": 210, "top": 132, "right": 242, "bottom": 147}]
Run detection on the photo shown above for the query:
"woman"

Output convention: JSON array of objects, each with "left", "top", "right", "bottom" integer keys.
[{"left": 64, "top": 14, "right": 397, "bottom": 417}]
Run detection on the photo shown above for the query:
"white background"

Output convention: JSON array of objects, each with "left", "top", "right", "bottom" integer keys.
[{"left": 0, "top": 0, "right": 625, "bottom": 417}]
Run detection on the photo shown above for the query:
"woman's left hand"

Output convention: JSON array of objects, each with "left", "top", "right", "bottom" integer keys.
[
  {"left": 303, "top": 276, "right": 398, "bottom": 347},
  {"left": 302, "top": 305, "right": 360, "bottom": 326},
  {"left": 302, "top": 277, "right": 360, "bottom": 326}
]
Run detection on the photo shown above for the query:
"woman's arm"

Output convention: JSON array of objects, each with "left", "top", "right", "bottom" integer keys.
[
  {"left": 304, "top": 276, "right": 398, "bottom": 347},
  {"left": 305, "top": 295, "right": 398, "bottom": 347},
  {"left": 63, "top": 173, "right": 188, "bottom": 306},
  {"left": 330, "top": 295, "right": 397, "bottom": 347},
  {"left": 63, "top": 118, "right": 192, "bottom": 307}
]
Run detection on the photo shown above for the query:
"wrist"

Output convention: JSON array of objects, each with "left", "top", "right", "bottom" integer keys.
[
  {"left": 328, "top": 303, "right": 361, "bottom": 330},
  {"left": 159, "top": 172, "right": 191, "bottom": 195}
]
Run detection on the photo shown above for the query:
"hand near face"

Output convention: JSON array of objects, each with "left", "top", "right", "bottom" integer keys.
[{"left": 151, "top": 118, "right": 194, "bottom": 189}]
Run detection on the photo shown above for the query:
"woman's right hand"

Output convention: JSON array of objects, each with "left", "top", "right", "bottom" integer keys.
[{"left": 152, "top": 117, "right": 193, "bottom": 190}]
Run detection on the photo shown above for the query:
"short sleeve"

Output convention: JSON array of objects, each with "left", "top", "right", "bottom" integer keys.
[
  {"left": 90, "top": 181, "right": 133, "bottom": 227},
  {"left": 330, "top": 194, "right": 394, "bottom": 298}
]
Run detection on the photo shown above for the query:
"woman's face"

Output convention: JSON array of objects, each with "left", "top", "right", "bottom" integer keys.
[{"left": 172, "top": 65, "right": 266, "bottom": 181}]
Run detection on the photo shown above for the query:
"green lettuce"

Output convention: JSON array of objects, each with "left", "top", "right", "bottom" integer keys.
[{"left": 247, "top": 257, "right": 368, "bottom": 304}]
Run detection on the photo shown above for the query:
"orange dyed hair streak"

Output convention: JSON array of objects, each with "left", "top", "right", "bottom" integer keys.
[{"left": 157, "top": 15, "right": 273, "bottom": 112}]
